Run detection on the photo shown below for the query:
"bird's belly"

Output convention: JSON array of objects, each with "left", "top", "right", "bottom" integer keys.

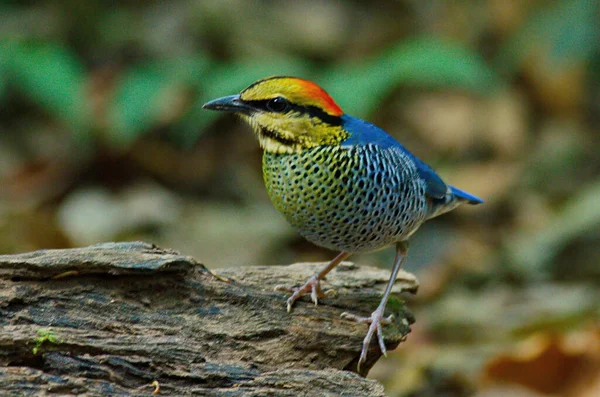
[{"left": 262, "top": 147, "right": 428, "bottom": 253}]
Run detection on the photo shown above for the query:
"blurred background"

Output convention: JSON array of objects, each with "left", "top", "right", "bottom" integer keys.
[{"left": 0, "top": 0, "right": 599, "bottom": 395}]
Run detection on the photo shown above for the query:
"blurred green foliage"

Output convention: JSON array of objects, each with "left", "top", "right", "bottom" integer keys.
[
  {"left": 322, "top": 37, "right": 501, "bottom": 117},
  {"left": 0, "top": 5, "right": 511, "bottom": 149},
  {"left": 0, "top": 35, "right": 502, "bottom": 147},
  {"left": 1, "top": 0, "right": 597, "bottom": 148},
  {"left": 495, "top": 0, "right": 598, "bottom": 74},
  {"left": 1, "top": 40, "right": 90, "bottom": 134},
  {"left": 1, "top": 0, "right": 597, "bottom": 149}
]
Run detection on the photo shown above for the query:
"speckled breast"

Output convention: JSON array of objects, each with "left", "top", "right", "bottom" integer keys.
[{"left": 262, "top": 144, "right": 429, "bottom": 253}]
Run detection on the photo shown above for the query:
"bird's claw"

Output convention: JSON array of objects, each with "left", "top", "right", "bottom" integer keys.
[
  {"left": 341, "top": 310, "right": 394, "bottom": 371},
  {"left": 274, "top": 276, "right": 334, "bottom": 312}
]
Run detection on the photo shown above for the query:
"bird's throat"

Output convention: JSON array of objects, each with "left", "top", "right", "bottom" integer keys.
[
  {"left": 240, "top": 113, "right": 349, "bottom": 155},
  {"left": 258, "top": 126, "right": 302, "bottom": 154}
]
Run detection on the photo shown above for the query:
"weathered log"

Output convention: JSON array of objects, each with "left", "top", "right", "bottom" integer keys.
[{"left": 0, "top": 242, "right": 417, "bottom": 396}]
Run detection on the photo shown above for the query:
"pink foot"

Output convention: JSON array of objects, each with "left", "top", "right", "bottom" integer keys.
[
  {"left": 341, "top": 308, "right": 394, "bottom": 370},
  {"left": 275, "top": 275, "right": 335, "bottom": 312}
]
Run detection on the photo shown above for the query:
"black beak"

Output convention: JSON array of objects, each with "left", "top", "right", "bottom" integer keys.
[{"left": 202, "top": 94, "right": 253, "bottom": 114}]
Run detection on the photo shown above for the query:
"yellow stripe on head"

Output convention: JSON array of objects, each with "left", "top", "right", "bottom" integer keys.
[{"left": 240, "top": 76, "right": 344, "bottom": 116}]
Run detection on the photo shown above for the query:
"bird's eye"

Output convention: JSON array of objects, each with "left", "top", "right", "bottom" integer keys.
[{"left": 266, "top": 97, "right": 290, "bottom": 113}]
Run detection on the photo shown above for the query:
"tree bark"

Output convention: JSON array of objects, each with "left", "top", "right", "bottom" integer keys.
[{"left": 0, "top": 242, "right": 417, "bottom": 396}]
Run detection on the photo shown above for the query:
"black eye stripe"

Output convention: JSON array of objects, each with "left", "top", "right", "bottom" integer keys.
[
  {"left": 245, "top": 99, "right": 288, "bottom": 112},
  {"left": 303, "top": 105, "right": 343, "bottom": 126},
  {"left": 245, "top": 100, "right": 342, "bottom": 126}
]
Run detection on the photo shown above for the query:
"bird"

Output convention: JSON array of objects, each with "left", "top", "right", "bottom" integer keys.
[{"left": 203, "top": 76, "right": 483, "bottom": 369}]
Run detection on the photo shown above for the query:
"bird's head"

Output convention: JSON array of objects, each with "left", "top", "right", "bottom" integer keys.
[{"left": 203, "top": 76, "right": 349, "bottom": 154}]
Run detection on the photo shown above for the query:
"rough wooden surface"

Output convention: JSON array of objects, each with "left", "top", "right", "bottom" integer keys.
[{"left": 0, "top": 242, "right": 417, "bottom": 396}]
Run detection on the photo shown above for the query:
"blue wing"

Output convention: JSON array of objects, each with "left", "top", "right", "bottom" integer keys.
[{"left": 341, "top": 115, "right": 448, "bottom": 199}]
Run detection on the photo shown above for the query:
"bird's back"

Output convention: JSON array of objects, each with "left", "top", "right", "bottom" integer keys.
[{"left": 341, "top": 115, "right": 483, "bottom": 218}]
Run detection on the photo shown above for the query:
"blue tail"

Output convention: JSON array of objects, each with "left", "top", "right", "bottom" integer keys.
[{"left": 450, "top": 186, "right": 484, "bottom": 204}]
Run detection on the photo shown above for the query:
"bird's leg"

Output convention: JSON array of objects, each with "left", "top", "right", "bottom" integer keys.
[
  {"left": 275, "top": 251, "right": 350, "bottom": 312},
  {"left": 341, "top": 241, "right": 408, "bottom": 370}
]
